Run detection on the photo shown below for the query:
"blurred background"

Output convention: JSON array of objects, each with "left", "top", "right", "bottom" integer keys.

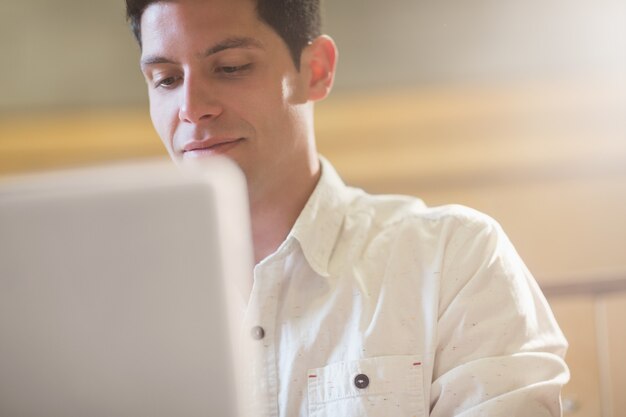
[{"left": 1, "top": 0, "right": 625, "bottom": 415}]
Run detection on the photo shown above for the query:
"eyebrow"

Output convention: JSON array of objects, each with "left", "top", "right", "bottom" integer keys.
[{"left": 140, "top": 37, "right": 264, "bottom": 67}]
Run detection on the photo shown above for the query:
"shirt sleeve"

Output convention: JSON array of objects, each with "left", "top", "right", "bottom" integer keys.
[{"left": 429, "top": 211, "right": 569, "bottom": 416}]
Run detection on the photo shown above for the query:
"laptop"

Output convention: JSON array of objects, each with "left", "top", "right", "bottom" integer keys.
[{"left": 0, "top": 158, "right": 254, "bottom": 417}]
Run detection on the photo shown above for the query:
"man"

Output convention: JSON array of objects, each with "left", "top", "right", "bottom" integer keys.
[{"left": 126, "top": 0, "right": 569, "bottom": 415}]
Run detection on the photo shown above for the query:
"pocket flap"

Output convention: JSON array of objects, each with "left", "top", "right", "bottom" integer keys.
[{"left": 307, "top": 355, "right": 424, "bottom": 404}]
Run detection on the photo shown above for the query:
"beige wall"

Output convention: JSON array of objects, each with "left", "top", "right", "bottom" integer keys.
[{"left": 2, "top": 0, "right": 624, "bottom": 110}]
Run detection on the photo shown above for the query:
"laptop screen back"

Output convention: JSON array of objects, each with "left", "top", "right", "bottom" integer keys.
[{"left": 0, "top": 158, "right": 253, "bottom": 417}]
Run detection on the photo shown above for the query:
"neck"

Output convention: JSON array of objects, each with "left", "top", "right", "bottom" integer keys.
[{"left": 249, "top": 156, "right": 320, "bottom": 265}]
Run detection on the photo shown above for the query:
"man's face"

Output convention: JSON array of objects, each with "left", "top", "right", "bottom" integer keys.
[{"left": 140, "top": 0, "right": 313, "bottom": 195}]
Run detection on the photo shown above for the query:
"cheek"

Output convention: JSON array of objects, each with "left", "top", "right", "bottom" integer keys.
[
  {"left": 149, "top": 94, "right": 178, "bottom": 149},
  {"left": 281, "top": 73, "right": 307, "bottom": 104}
]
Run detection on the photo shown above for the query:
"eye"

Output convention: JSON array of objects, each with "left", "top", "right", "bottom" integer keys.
[
  {"left": 217, "top": 63, "right": 253, "bottom": 75},
  {"left": 154, "top": 75, "right": 181, "bottom": 89}
]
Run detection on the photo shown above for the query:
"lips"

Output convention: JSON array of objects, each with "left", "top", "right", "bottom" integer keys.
[
  {"left": 183, "top": 137, "right": 242, "bottom": 152},
  {"left": 181, "top": 137, "right": 244, "bottom": 158}
]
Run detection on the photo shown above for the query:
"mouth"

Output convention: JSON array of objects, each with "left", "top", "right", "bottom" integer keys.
[{"left": 181, "top": 137, "right": 244, "bottom": 159}]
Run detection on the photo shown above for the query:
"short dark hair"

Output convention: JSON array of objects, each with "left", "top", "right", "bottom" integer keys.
[{"left": 125, "top": 0, "right": 321, "bottom": 68}]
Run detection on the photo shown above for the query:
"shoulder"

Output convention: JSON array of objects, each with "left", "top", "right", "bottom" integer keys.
[
  {"left": 344, "top": 187, "right": 500, "bottom": 240},
  {"left": 337, "top": 189, "right": 521, "bottom": 283}
]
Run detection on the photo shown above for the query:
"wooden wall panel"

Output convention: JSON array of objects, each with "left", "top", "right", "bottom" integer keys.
[
  {"left": 0, "top": 109, "right": 164, "bottom": 175},
  {"left": 550, "top": 297, "right": 602, "bottom": 416},
  {"left": 606, "top": 293, "right": 626, "bottom": 416}
]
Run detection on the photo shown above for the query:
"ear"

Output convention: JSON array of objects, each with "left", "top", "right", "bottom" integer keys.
[{"left": 301, "top": 35, "right": 338, "bottom": 101}]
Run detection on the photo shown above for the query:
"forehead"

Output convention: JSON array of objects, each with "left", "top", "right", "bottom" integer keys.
[{"left": 140, "top": 0, "right": 265, "bottom": 51}]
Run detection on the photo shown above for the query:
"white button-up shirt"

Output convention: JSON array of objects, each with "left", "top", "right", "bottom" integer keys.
[{"left": 241, "top": 158, "right": 568, "bottom": 417}]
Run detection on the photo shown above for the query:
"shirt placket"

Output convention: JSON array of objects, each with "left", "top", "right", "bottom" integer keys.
[{"left": 242, "top": 255, "right": 286, "bottom": 417}]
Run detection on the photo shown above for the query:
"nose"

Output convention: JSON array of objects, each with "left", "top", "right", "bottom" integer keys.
[{"left": 178, "top": 75, "right": 223, "bottom": 123}]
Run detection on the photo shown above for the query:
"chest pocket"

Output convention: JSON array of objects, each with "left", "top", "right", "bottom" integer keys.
[{"left": 307, "top": 355, "right": 426, "bottom": 417}]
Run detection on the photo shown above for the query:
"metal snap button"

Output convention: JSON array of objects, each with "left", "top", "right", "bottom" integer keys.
[
  {"left": 251, "top": 326, "right": 265, "bottom": 340},
  {"left": 354, "top": 373, "right": 369, "bottom": 389}
]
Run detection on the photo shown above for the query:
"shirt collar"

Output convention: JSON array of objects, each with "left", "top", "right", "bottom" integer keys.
[{"left": 289, "top": 156, "right": 349, "bottom": 277}]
